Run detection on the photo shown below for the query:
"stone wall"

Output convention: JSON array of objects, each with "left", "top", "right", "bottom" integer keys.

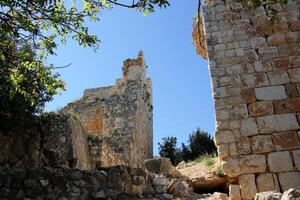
[
  {"left": 0, "top": 114, "right": 91, "bottom": 170},
  {"left": 0, "top": 166, "right": 147, "bottom": 200},
  {"left": 62, "top": 51, "right": 153, "bottom": 168},
  {"left": 193, "top": 0, "right": 300, "bottom": 199}
]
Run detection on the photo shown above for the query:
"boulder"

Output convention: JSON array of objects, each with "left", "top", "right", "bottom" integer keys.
[
  {"left": 144, "top": 157, "right": 179, "bottom": 177},
  {"left": 173, "top": 181, "right": 189, "bottom": 197},
  {"left": 254, "top": 191, "right": 282, "bottom": 200},
  {"left": 281, "top": 188, "right": 300, "bottom": 200}
]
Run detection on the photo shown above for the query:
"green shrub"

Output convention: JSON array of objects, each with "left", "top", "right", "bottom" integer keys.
[{"left": 215, "top": 166, "right": 224, "bottom": 178}]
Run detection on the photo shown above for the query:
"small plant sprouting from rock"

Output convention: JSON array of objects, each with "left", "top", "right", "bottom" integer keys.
[{"left": 215, "top": 166, "right": 225, "bottom": 178}]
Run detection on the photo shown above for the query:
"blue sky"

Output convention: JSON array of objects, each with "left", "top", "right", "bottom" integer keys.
[{"left": 46, "top": 0, "right": 215, "bottom": 155}]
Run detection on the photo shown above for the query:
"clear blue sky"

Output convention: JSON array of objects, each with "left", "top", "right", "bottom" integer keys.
[{"left": 46, "top": 0, "right": 215, "bottom": 155}]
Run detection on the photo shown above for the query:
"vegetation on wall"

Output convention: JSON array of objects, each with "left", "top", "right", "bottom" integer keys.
[
  {"left": 158, "top": 129, "right": 217, "bottom": 165},
  {"left": 0, "top": 0, "right": 169, "bottom": 130}
]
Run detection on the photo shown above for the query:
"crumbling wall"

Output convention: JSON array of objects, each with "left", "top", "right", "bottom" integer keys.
[
  {"left": 194, "top": 0, "right": 300, "bottom": 199},
  {"left": 63, "top": 51, "right": 153, "bottom": 168},
  {"left": 0, "top": 114, "right": 91, "bottom": 170}
]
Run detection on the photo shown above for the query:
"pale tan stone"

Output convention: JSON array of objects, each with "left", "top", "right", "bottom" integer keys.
[
  {"left": 257, "top": 114, "right": 299, "bottom": 134},
  {"left": 222, "top": 157, "right": 241, "bottom": 176},
  {"left": 229, "top": 143, "right": 238, "bottom": 156},
  {"left": 240, "top": 155, "right": 266, "bottom": 174},
  {"left": 229, "top": 104, "right": 248, "bottom": 119},
  {"left": 241, "top": 73, "right": 269, "bottom": 88},
  {"left": 288, "top": 68, "right": 300, "bottom": 83},
  {"left": 215, "top": 131, "right": 235, "bottom": 145},
  {"left": 278, "top": 172, "right": 300, "bottom": 191},
  {"left": 255, "top": 86, "right": 286, "bottom": 100},
  {"left": 236, "top": 136, "right": 251, "bottom": 155},
  {"left": 268, "top": 70, "right": 290, "bottom": 85},
  {"left": 229, "top": 184, "right": 241, "bottom": 200},
  {"left": 248, "top": 101, "right": 273, "bottom": 117},
  {"left": 268, "top": 151, "right": 293, "bottom": 172},
  {"left": 250, "top": 135, "right": 274, "bottom": 153},
  {"left": 218, "top": 144, "right": 230, "bottom": 159},
  {"left": 239, "top": 174, "right": 257, "bottom": 200},
  {"left": 240, "top": 118, "right": 259, "bottom": 136},
  {"left": 273, "top": 131, "right": 300, "bottom": 150},
  {"left": 256, "top": 173, "right": 276, "bottom": 192}
]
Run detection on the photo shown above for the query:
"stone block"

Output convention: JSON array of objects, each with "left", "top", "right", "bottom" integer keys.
[
  {"left": 222, "top": 157, "right": 241, "bottom": 176},
  {"left": 273, "top": 131, "right": 300, "bottom": 150},
  {"left": 240, "top": 118, "right": 259, "bottom": 136},
  {"left": 286, "top": 31, "right": 300, "bottom": 43},
  {"left": 286, "top": 83, "right": 299, "bottom": 97},
  {"left": 218, "top": 144, "right": 230, "bottom": 159},
  {"left": 229, "top": 104, "right": 248, "bottom": 119},
  {"left": 268, "top": 71, "right": 290, "bottom": 85},
  {"left": 239, "top": 174, "right": 257, "bottom": 200},
  {"left": 254, "top": 61, "right": 272, "bottom": 72},
  {"left": 229, "top": 184, "right": 241, "bottom": 200},
  {"left": 254, "top": 191, "right": 282, "bottom": 200},
  {"left": 278, "top": 172, "right": 300, "bottom": 191},
  {"left": 250, "top": 135, "right": 274, "bottom": 153},
  {"left": 292, "top": 150, "right": 300, "bottom": 170},
  {"left": 288, "top": 68, "right": 300, "bottom": 83},
  {"left": 248, "top": 101, "right": 273, "bottom": 117},
  {"left": 274, "top": 98, "right": 300, "bottom": 113},
  {"left": 268, "top": 151, "right": 293, "bottom": 172},
  {"left": 256, "top": 173, "right": 276, "bottom": 192},
  {"left": 255, "top": 86, "right": 287, "bottom": 101},
  {"left": 216, "top": 110, "right": 230, "bottom": 121},
  {"left": 214, "top": 87, "right": 228, "bottom": 98},
  {"left": 215, "top": 131, "right": 235, "bottom": 145},
  {"left": 267, "top": 33, "right": 287, "bottom": 46},
  {"left": 241, "top": 88, "right": 256, "bottom": 103},
  {"left": 240, "top": 155, "right": 266, "bottom": 174},
  {"left": 257, "top": 114, "right": 299, "bottom": 134},
  {"left": 241, "top": 73, "right": 269, "bottom": 88},
  {"left": 273, "top": 58, "right": 291, "bottom": 69},
  {"left": 236, "top": 136, "right": 251, "bottom": 155}
]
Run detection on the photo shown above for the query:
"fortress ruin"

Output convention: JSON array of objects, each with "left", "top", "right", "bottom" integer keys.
[{"left": 193, "top": 0, "right": 300, "bottom": 199}]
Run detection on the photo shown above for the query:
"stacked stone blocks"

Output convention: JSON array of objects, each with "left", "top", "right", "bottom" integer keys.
[{"left": 194, "top": 0, "right": 300, "bottom": 199}]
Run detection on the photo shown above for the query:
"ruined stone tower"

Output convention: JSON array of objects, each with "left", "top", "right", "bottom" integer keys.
[
  {"left": 193, "top": 0, "right": 300, "bottom": 199},
  {"left": 64, "top": 51, "right": 153, "bottom": 168}
]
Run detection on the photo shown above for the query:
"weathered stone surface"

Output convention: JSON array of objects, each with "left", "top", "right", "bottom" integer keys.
[
  {"left": 254, "top": 191, "right": 282, "bottom": 200},
  {"left": 250, "top": 135, "right": 274, "bottom": 153},
  {"left": 257, "top": 114, "right": 299, "bottom": 134},
  {"left": 239, "top": 174, "right": 257, "bottom": 200},
  {"left": 293, "top": 150, "right": 300, "bottom": 170},
  {"left": 144, "top": 158, "right": 177, "bottom": 177},
  {"left": 215, "top": 131, "right": 235, "bottom": 145},
  {"left": 222, "top": 157, "right": 241, "bottom": 176},
  {"left": 240, "top": 118, "right": 259, "bottom": 136},
  {"left": 255, "top": 86, "right": 287, "bottom": 100},
  {"left": 248, "top": 101, "right": 273, "bottom": 117},
  {"left": 172, "top": 181, "right": 189, "bottom": 197},
  {"left": 256, "top": 173, "right": 276, "bottom": 192},
  {"left": 268, "top": 151, "right": 293, "bottom": 172},
  {"left": 279, "top": 172, "right": 300, "bottom": 191},
  {"left": 229, "top": 184, "right": 241, "bottom": 200},
  {"left": 240, "top": 155, "right": 266, "bottom": 174},
  {"left": 273, "top": 131, "right": 300, "bottom": 150}
]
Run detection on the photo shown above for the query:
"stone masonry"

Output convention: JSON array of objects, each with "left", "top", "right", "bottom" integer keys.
[
  {"left": 193, "top": 0, "right": 300, "bottom": 199},
  {"left": 63, "top": 51, "right": 153, "bottom": 168}
]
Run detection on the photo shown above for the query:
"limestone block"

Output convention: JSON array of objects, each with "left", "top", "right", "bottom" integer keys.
[
  {"left": 241, "top": 88, "right": 256, "bottom": 103},
  {"left": 274, "top": 98, "right": 300, "bottom": 113},
  {"left": 286, "top": 31, "right": 300, "bottom": 43},
  {"left": 239, "top": 174, "right": 257, "bottom": 200},
  {"left": 250, "top": 135, "right": 274, "bottom": 153},
  {"left": 268, "top": 151, "right": 293, "bottom": 172},
  {"left": 229, "top": 104, "right": 248, "bottom": 119},
  {"left": 218, "top": 144, "right": 230, "bottom": 159},
  {"left": 241, "top": 73, "right": 269, "bottom": 88},
  {"left": 255, "top": 86, "right": 286, "bottom": 101},
  {"left": 229, "top": 143, "right": 238, "bottom": 156},
  {"left": 267, "top": 71, "right": 290, "bottom": 85},
  {"left": 256, "top": 173, "right": 276, "bottom": 192},
  {"left": 292, "top": 150, "right": 300, "bottom": 170},
  {"left": 229, "top": 120, "right": 240, "bottom": 129},
  {"left": 273, "top": 131, "right": 300, "bottom": 150},
  {"left": 278, "top": 172, "right": 300, "bottom": 191},
  {"left": 250, "top": 37, "right": 267, "bottom": 48},
  {"left": 286, "top": 83, "right": 299, "bottom": 97},
  {"left": 248, "top": 101, "right": 273, "bottom": 117},
  {"left": 216, "top": 110, "right": 230, "bottom": 121},
  {"left": 229, "top": 184, "right": 241, "bottom": 200},
  {"left": 240, "top": 118, "right": 259, "bottom": 136},
  {"left": 240, "top": 155, "right": 266, "bottom": 174},
  {"left": 236, "top": 136, "right": 251, "bottom": 155},
  {"left": 253, "top": 61, "right": 272, "bottom": 72},
  {"left": 222, "top": 157, "right": 241, "bottom": 176},
  {"left": 267, "top": 33, "right": 287, "bottom": 46},
  {"left": 257, "top": 114, "right": 299, "bottom": 134},
  {"left": 214, "top": 87, "right": 228, "bottom": 98},
  {"left": 215, "top": 131, "right": 235, "bottom": 145},
  {"left": 288, "top": 68, "right": 300, "bottom": 83},
  {"left": 226, "top": 65, "right": 243, "bottom": 75}
]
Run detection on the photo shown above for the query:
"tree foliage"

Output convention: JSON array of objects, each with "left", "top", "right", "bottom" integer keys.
[
  {"left": 158, "top": 137, "right": 182, "bottom": 165},
  {"left": 0, "top": 0, "right": 169, "bottom": 130},
  {"left": 158, "top": 129, "right": 217, "bottom": 165}
]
